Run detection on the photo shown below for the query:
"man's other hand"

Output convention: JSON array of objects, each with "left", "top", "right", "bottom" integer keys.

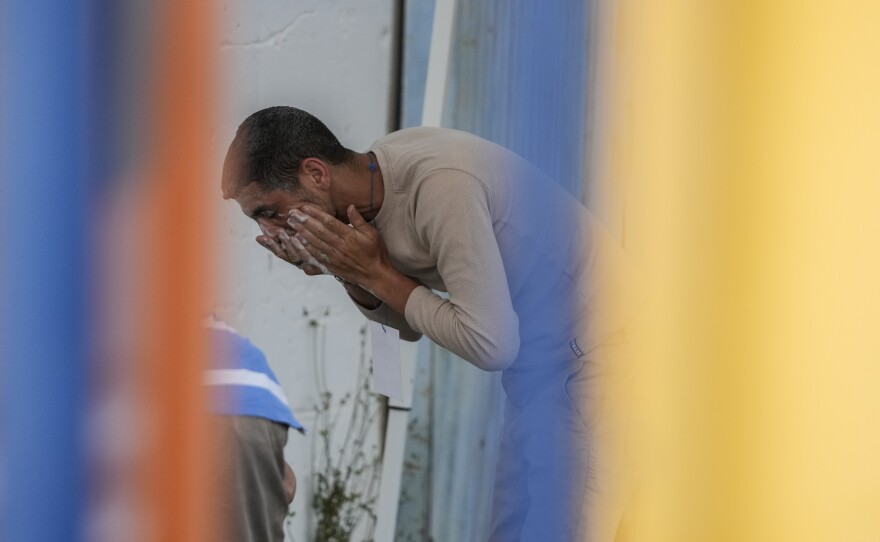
[{"left": 287, "top": 204, "right": 388, "bottom": 287}]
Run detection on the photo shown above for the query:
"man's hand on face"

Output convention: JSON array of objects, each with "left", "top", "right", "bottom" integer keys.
[
  {"left": 255, "top": 224, "right": 329, "bottom": 276},
  {"left": 286, "top": 204, "right": 389, "bottom": 289}
]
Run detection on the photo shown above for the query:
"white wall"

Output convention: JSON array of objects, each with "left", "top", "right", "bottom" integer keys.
[{"left": 211, "top": 1, "right": 396, "bottom": 539}]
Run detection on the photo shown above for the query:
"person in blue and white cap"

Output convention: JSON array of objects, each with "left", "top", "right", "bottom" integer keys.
[{"left": 204, "top": 316, "right": 304, "bottom": 542}]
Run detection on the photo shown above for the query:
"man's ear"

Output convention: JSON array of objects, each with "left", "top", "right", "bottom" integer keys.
[{"left": 300, "top": 158, "right": 331, "bottom": 191}]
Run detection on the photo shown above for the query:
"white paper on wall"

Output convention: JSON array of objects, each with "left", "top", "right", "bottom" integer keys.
[{"left": 370, "top": 321, "right": 402, "bottom": 400}]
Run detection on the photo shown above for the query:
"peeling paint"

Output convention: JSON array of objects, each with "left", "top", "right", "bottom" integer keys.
[{"left": 220, "top": 9, "right": 318, "bottom": 50}]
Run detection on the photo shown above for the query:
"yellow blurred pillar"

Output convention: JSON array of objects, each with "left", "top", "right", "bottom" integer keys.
[{"left": 591, "top": 1, "right": 880, "bottom": 540}]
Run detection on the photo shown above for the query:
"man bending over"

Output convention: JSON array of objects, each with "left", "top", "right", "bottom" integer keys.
[{"left": 222, "top": 106, "right": 635, "bottom": 541}]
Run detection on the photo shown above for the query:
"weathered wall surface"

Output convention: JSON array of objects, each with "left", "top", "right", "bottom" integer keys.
[{"left": 211, "top": 1, "right": 395, "bottom": 539}]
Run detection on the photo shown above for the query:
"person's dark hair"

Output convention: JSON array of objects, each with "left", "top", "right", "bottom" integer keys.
[{"left": 222, "top": 106, "right": 353, "bottom": 196}]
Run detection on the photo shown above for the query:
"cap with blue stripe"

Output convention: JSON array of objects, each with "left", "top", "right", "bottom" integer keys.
[{"left": 204, "top": 321, "right": 304, "bottom": 433}]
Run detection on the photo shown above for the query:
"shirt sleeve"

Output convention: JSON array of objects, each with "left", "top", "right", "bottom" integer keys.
[
  {"left": 404, "top": 170, "right": 520, "bottom": 370},
  {"left": 350, "top": 295, "right": 423, "bottom": 342}
]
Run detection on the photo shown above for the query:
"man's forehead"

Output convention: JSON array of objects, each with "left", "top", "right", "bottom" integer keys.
[
  {"left": 234, "top": 181, "right": 262, "bottom": 198},
  {"left": 231, "top": 183, "right": 266, "bottom": 212}
]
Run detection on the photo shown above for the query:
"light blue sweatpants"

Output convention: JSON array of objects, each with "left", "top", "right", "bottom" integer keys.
[{"left": 489, "top": 334, "right": 630, "bottom": 542}]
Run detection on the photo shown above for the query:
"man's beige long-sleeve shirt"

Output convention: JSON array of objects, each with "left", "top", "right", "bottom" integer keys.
[{"left": 357, "top": 127, "right": 634, "bottom": 372}]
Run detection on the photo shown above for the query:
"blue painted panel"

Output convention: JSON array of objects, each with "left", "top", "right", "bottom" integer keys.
[
  {"left": 400, "top": 0, "right": 437, "bottom": 129},
  {"left": 395, "top": 1, "right": 590, "bottom": 540},
  {"left": 447, "top": 0, "right": 588, "bottom": 197}
]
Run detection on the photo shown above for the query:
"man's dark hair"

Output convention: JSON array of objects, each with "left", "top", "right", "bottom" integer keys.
[{"left": 222, "top": 106, "right": 352, "bottom": 196}]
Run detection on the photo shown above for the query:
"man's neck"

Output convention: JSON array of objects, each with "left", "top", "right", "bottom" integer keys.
[{"left": 337, "top": 152, "right": 385, "bottom": 223}]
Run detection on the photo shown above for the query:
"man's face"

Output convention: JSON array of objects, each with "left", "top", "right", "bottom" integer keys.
[{"left": 231, "top": 181, "right": 333, "bottom": 236}]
